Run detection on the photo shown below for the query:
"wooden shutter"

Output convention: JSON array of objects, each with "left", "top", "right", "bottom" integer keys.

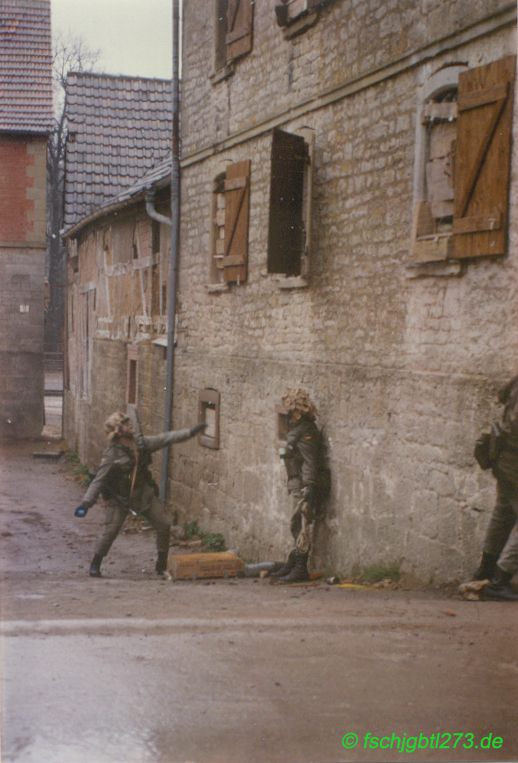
[
  {"left": 226, "top": 0, "right": 253, "bottom": 62},
  {"left": 223, "top": 160, "right": 251, "bottom": 283},
  {"left": 452, "top": 55, "right": 515, "bottom": 259},
  {"left": 268, "top": 128, "right": 307, "bottom": 275}
]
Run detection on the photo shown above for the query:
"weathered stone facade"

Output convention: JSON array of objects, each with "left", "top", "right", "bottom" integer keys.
[
  {"left": 171, "top": 0, "right": 517, "bottom": 581},
  {"left": 64, "top": 195, "right": 173, "bottom": 476},
  {"left": 64, "top": 0, "right": 517, "bottom": 583}
]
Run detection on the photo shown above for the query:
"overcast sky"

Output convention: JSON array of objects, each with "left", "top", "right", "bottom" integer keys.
[{"left": 51, "top": 0, "right": 173, "bottom": 79}]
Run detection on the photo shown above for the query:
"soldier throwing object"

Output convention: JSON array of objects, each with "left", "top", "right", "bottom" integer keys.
[
  {"left": 73, "top": 411, "right": 206, "bottom": 578},
  {"left": 271, "top": 389, "right": 330, "bottom": 583}
]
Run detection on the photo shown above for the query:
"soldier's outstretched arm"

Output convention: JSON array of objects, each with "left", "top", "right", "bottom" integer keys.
[{"left": 141, "top": 422, "right": 207, "bottom": 452}]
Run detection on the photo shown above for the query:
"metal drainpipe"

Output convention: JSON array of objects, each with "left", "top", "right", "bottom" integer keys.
[{"left": 144, "top": 0, "right": 180, "bottom": 503}]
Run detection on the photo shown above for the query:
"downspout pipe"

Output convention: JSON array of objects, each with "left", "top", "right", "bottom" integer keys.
[{"left": 160, "top": 0, "right": 181, "bottom": 504}]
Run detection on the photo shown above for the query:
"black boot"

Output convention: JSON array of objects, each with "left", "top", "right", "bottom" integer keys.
[
  {"left": 155, "top": 551, "right": 169, "bottom": 575},
  {"left": 279, "top": 551, "right": 309, "bottom": 583},
  {"left": 89, "top": 554, "right": 103, "bottom": 578},
  {"left": 269, "top": 549, "right": 297, "bottom": 578},
  {"left": 473, "top": 552, "right": 499, "bottom": 581},
  {"left": 483, "top": 567, "right": 518, "bottom": 601}
]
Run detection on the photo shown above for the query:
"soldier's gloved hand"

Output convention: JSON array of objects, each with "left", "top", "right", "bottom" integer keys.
[
  {"left": 74, "top": 504, "right": 89, "bottom": 518},
  {"left": 190, "top": 422, "right": 208, "bottom": 437}
]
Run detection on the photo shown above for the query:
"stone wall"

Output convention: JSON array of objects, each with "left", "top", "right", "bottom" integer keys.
[
  {"left": 170, "top": 0, "right": 518, "bottom": 582},
  {"left": 0, "top": 135, "right": 47, "bottom": 438}
]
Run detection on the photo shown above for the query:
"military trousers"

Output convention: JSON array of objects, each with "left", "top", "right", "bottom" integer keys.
[
  {"left": 289, "top": 490, "right": 318, "bottom": 555},
  {"left": 483, "top": 470, "right": 518, "bottom": 575},
  {"left": 94, "top": 496, "right": 171, "bottom": 558}
]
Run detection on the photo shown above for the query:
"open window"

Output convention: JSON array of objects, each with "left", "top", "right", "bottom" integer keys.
[
  {"left": 267, "top": 127, "right": 314, "bottom": 282},
  {"left": 210, "top": 160, "right": 251, "bottom": 286},
  {"left": 410, "top": 55, "right": 515, "bottom": 266},
  {"left": 214, "top": 0, "right": 254, "bottom": 74}
]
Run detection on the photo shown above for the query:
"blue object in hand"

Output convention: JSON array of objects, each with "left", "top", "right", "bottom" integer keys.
[{"left": 74, "top": 504, "right": 88, "bottom": 518}]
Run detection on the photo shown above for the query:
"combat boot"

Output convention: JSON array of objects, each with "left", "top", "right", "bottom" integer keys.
[
  {"left": 473, "top": 552, "right": 499, "bottom": 581},
  {"left": 269, "top": 549, "right": 297, "bottom": 578},
  {"left": 89, "top": 554, "right": 103, "bottom": 578},
  {"left": 279, "top": 551, "right": 309, "bottom": 583},
  {"left": 483, "top": 567, "right": 518, "bottom": 601},
  {"left": 155, "top": 551, "right": 169, "bottom": 575}
]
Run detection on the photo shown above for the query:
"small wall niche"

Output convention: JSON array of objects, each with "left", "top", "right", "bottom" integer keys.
[
  {"left": 276, "top": 403, "right": 289, "bottom": 443},
  {"left": 199, "top": 388, "right": 220, "bottom": 449}
]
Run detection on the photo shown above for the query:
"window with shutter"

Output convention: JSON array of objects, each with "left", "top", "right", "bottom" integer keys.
[
  {"left": 268, "top": 128, "right": 313, "bottom": 279},
  {"left": 410, "top": 64, "right": 465, "bottom": 265},
  {"left": 210, "top": 161, "right": 251, "bottom": 287},
  {"left": 452, "top": 55, "right": 515, "bottom": 259},
  {"left": 214, "top": 0, "right": 253, "bottom": 75}
]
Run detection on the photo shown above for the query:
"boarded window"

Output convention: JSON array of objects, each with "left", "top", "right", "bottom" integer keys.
[
  {"left": 452, "top": 55, "right": 515, "bottom": 259},
  {"left": 112, "top": 219, "right": 136, "bottom": 264},
  {"left": 215, "top": 0, "right": 253, "bottom": 70},
  {"left": 411, "top": 89, "right": 458, "bottom": 263},
  {"left": 199, "top": 388, "right": 221, "bottom": 449},
  {"left": 267, "top": 128, "right": 311, "bottom": 277}
]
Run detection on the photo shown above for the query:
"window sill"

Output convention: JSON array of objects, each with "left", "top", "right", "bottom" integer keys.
[
  {"left": 276, "top": 275, "right": 309, "bottom": 289},
  {"left": 405, "top": 260, "right": 463, "bottom": 279},
  {"left": 210, "top": 63, "right": 234, "bottom": 85},
  {"left": 207, "top": 282, "right": 230, "bottom": 294}
]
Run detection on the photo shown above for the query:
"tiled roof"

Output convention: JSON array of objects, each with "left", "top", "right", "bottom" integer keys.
[
  {"left": 64, "top": 155, "right": 172, "bottom": 237},
  {"left": 64, "top": 72, "right": 172, "bottom": 230},
  {"left": 0, "top": 0, "right": 53, "bottom": 134}
]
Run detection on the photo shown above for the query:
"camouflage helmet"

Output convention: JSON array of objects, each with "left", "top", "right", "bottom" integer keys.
[
  {"left": 281, "top": 388, "right": 317, "bottom": 420},
  {"left": 104, "top": 411, "right": 132, "bottom": 441}
]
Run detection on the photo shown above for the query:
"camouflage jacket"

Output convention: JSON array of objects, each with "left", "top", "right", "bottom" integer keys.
[
  {"left": 82, "top": 428, "right": 193, "bottom": 511},
  {"left": 497, "top": 375, "right": 518, "bottom": 482},
  {"left": 283, "top": 417, "right": 323, "bottom": 492}
]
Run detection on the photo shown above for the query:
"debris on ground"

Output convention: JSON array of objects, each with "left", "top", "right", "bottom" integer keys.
[{"left": 458, "top": 579, "right": 489, "bottom": 601}]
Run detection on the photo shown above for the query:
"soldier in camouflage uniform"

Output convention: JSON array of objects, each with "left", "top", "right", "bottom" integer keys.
[
  {"left": 473, "top": 375, "right": 518, "bottom": 601},
  {"left": 74, "top": 411, "right": 206, "bottom": 578},
  {"left": 271, "top": 389, "right": 330, "bottom": 583}
]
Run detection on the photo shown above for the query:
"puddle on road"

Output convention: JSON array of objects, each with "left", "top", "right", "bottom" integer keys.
[
  {"left": 6, "top": 730, "right": 158, "bottom": 763},
  {"left": 15, "top": 594, "right": 45, "bottom": 600}
]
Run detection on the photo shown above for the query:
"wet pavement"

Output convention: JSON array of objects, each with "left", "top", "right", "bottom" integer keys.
[{"left": 1, "top": 441, "right": 517, "bottom": 763}]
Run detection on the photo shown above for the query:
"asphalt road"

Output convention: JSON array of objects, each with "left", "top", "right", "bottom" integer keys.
[{"left": 1, "top": 441, "right": 517, "bottom": 763}]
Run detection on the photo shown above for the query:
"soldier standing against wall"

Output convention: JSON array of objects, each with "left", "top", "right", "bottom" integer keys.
[
  {"left": 270, "top": 389, "right": 330, "bottom": 583},
  {"left": 73, "top": 411, "right": 206, "bottom": 578},
  {"left": 470, "top": 374, "right": 518, "bottom": 601}
]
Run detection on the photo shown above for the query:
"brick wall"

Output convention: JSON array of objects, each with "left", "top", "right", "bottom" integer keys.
[
  {"left": 0, "top": 136, "right": 47, "bottom": 244},
  {"left": 0, "top": 135, "right": 47, "bottom": 438}
]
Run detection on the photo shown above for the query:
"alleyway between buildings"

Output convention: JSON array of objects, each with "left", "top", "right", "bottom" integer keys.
[{"left": 0, "top": 438, "right": 517, "bottom": 763}]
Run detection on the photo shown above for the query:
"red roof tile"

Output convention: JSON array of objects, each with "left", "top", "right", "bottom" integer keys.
[
  {"left": 63, "top": 72, "right": 172, "bottom": 230},
  {"left": 0, "top": 0, "right": 53, "bottom": 133}
]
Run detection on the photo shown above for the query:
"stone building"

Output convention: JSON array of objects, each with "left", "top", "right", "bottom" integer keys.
[
  {"left": 0, "top": 0, "right": 53, "bottom": 439},
  {"left": 64, "top": 0, "right": 517, "bottom": 583}
]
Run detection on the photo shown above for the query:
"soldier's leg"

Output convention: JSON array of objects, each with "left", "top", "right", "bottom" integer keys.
[
  {"left": 143, "top": 497, "right": 172, "bottom": 573},
  {"left": 270, "top": 493, "right": 302, "bottom": 579},
  {"left": 482, "top": 478, "right": 517, "bottom": 559},
  {"left": 90, "top": 503, "right": 127, "bottom": 576},
  {"left": 280, "top": 495, "right": 313, "bottom": 582}
]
